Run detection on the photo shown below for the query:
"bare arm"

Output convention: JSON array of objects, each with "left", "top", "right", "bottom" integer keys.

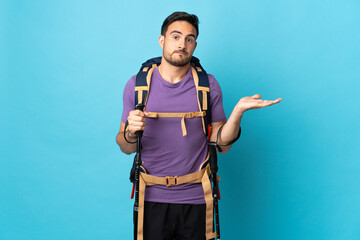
[
  {"left": 116, "top": 122, "right": 136, "bottom": 154},
  {"left": 116, "top": 110, "right": 149, "bottom": 155},
  {"left": 211, "top": 94, "right": 282, "bottom": 154}
]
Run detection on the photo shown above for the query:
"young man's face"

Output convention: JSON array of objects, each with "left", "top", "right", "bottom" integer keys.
[{"left": 159, "top": 21, "right": 197, "bottom": 67}]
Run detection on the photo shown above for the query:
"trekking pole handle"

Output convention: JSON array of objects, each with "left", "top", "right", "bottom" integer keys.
[
  {"left": 135, "top": 104, "right": 145, "bottom": 138},
  {"left": 135, "top": 103, "right": 145, "bottom": 111}
]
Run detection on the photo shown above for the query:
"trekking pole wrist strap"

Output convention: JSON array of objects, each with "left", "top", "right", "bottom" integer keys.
[
  {"left": 215, "top": 124, "right": 241, "bottom": 151},
  {"left": 124, "top": 120, "right": 137, "bottom": 144}
]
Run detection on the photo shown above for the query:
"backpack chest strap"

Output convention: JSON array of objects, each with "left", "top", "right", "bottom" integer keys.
[{"left": 146, "top": 111, "right": 206, "bottom": 136}]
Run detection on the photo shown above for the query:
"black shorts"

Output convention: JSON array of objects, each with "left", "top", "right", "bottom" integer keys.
[{"left": 136, "top": 201, "right": 209, "bottom": 240}]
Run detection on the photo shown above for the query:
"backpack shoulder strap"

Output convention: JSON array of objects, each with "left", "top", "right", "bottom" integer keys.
[
  {"left": 135, "top": 57, "right": 161, "bottom": 108},
  {"left": 135, "top": 56, "right": 212, "bottom": 137},
  {"left": 190, "top": 57, "right": 212, "bottom": 137}
]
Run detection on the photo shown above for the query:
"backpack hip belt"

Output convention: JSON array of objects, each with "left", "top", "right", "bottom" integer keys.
[{"left": 136, "top": 161, "right": 218, "bottom": 240}]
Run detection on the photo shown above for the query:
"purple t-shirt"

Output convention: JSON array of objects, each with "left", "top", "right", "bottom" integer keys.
[{"left": 121, "top": 67, "right": 226, "bottom": 204}]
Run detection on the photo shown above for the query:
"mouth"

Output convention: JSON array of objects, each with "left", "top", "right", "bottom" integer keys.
[{"left": 173, "top": 51, "right": 187, "bottom": 56}]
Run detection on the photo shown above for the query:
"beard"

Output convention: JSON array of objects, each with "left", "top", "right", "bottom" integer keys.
[{"left": 163, "top": 51, "right": 192, "bottom": 67}]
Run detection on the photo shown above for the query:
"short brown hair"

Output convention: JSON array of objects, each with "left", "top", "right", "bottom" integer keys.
[{"left": 161, "top": 12, "right": 199, "bottom": 39}]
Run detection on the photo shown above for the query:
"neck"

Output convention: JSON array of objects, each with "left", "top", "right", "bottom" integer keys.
[{"left": 158, "top": 57, "right": 190, "bottom": 84}]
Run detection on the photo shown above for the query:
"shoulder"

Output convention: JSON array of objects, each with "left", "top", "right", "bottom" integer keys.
[
  {"left": 207, "top": 74, "right": 222, "bottom": 93},
  {"left": 124, "top": 74, "right": 137, "bottom": 92},
  {"left": 122, "top": 75, "right": 137, "bottom": 104}
]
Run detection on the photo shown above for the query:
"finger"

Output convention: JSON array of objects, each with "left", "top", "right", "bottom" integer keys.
[
  {"left": 128, "top": 125, "right": 144, "bottom": 134},
  {"left": 272, "top": 98, "right": 281, "bottom": 104},
  {"left": 259, "top": 99, "right": 281, "bottom": 107},
  {"left": 131, "top": 125, "right": 144, "bottom": 130},
  {"left": 128, "top": 112, "right": 146, "bottom": 121},
  {"left": 129, "top": 121, "right": 146, "bottom": 128},
  {"left": 268, "top": 98, "right": 282, "bottom": 104},
  {"left": 129, "top": 115, "right": 146, "bottom": 122},
  {"left": 130, "top": 109, "right": 146, "bottom": 117},
  {"left": 128, "top": 120, "right": 145, "bottom": 127},
  {"left": 251, "top": 94, "right": 261, "bottom": 99},
  {"left": 128, "top": 116, "right": 146, "bottom": 125}
]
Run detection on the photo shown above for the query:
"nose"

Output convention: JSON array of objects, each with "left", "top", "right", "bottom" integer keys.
[{"left": 178, "top": 39, "right": 186, "bottom": 49}]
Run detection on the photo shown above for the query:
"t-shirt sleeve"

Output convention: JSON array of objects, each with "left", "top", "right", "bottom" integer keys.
[
  {"left": 208, "top": 74, "right": 227, "bottom": 123},
  {"left": 121, "top": 75, "right": 136, "bottom": 124}
]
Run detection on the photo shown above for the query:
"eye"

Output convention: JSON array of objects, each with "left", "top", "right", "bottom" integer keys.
[
  {"left": 187, "top": 38, "right": 194, "bottom": 43},
  {"left": 173, "top": 35, "right": 179, "bottom": 40}
]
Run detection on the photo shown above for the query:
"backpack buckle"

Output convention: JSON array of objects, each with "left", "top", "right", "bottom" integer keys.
[
  {"left": 186, "top": 112, "right": 195, "bottom": 118},
  {"left": 165, "top": 176, "right": 178, "bottom": 187}
]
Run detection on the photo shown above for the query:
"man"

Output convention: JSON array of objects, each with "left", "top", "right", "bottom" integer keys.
[{"left": 116, "top": 12, "right": 281, "bottom": 240}]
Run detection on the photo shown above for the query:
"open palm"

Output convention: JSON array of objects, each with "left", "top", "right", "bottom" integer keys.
[{"left": 235, "top": 94, "right": 282, "bottom": 113}]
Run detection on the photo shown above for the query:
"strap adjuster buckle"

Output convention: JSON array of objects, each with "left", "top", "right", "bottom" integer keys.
[
  {"left": 165, "top": 176, "right": 178, "bottom": 187},
  {"left": 187, "top": 112, "right": 196, "bottom": 118}
]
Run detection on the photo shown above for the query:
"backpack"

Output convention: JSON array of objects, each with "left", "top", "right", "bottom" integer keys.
[
  {"left": 129, "top": 56, "right": 213, "bottom": 185},
  {"left": 129, "top": 57, "right": 219, "bottom": 240}
]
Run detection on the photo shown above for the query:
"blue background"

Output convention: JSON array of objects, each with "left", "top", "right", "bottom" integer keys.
[{"left": 1, "top": 0, "right": 360, "bottom": 239}]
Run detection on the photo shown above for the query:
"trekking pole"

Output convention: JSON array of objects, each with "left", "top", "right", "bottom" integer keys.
[
  {"left": 133, "top": 103, "right": 145, "bottom": 240},
  {"left": 208, "top": 142, "right": 220, "bottom": 240}
]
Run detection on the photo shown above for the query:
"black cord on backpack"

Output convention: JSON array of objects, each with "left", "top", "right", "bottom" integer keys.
[
  {"left": 124, "top": 120, "right": 137, "bottom": 144},
  {"left": 215, "top": 124, "right": 241, "bottom": 152}
]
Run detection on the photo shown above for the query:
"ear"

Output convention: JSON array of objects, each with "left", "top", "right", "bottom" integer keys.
[{"left": 159, "top": 35, "right": 164, "bottom": 49}]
